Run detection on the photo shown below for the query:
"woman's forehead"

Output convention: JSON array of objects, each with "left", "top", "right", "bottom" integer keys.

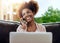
[{"left": 22, "top": 8, "right": 32, "bottom": 13}]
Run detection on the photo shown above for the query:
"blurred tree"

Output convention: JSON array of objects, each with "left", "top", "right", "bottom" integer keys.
[{"left": 34, "top": 7, "right": 60, "bottom": 23}]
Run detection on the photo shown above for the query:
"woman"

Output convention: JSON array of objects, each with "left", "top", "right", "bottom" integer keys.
[{"left": 16, "top": 1, "right": 46, "bottom": 32}]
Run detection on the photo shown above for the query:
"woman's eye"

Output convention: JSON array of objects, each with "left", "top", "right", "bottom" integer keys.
[
  {"left": 27, "top": 11, "right": 30, "bottom": 14},
  {"left": 22, "top": 11, "right": 31, "bottom": 16},
  {"left": 22, "top": 13, "right": 25, "bottom": 16}
]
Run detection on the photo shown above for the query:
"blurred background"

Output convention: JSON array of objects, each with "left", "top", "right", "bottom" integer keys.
[
  {"left": 0, "top": 0, "right": 60, "bottom": 23},
  {"left": 0, "top": 1, "right": 60, "bottom": 43}
]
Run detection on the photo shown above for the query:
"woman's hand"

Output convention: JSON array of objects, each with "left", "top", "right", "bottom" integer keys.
[{"left": 20, "top": 18, "right": 27, "bottom": 30}]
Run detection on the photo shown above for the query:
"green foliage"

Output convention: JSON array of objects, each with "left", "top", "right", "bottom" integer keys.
[{"left": 34, "top": 7, "right": 60, "bottom": 23}]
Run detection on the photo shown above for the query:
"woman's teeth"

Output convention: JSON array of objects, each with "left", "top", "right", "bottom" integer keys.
[{"left": 27, "top": 17, "right": 30, "bottom": 19}]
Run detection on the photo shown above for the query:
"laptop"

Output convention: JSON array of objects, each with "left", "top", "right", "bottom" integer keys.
[{"left": 10, "top": 32, "right": 52, "bottom": 43}]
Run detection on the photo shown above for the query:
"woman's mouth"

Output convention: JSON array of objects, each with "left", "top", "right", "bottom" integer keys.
[
  {"left": 26, "top": 16, "right": 32, "bottom": 22},
  {"left": 27, "top": 16, "right": 31, "bottom": 20}
]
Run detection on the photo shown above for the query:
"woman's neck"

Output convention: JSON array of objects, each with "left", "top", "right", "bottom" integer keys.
[
  {"left": 27, "top": 20, "right": 35, "bottom": 27},
  {"left": 27, "top": 20, "right": 37, "bottom": 32}
]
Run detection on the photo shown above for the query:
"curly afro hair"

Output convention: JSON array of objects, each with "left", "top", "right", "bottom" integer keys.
[{"left": 17, "top": 1, "right": 39, "bottom": 18}]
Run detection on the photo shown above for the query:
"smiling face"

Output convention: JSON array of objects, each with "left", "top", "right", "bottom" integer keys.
[{"left": 22, "top": 8, "right": 34, "bottom": 23}]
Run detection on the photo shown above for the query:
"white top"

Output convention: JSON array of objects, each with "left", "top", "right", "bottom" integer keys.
[{"left": 16, "top": 23, "right": 46, "bottom": 32}]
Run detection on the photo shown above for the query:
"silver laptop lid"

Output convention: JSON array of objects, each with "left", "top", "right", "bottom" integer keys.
[{"left": 10, "top": 32, "right": 52, "bottom": 43}]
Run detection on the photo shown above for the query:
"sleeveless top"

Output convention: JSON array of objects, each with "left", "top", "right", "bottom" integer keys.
[{"left": 16, "top": 23, "right": 46, "bottom": 32}]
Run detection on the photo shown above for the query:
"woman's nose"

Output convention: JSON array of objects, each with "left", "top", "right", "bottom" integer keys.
[{"left": 25, "top": 13, "right": 29, "bottom": 16}]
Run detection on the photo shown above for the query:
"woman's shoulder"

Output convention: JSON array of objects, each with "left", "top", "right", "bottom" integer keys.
[
  {"left": 16, "top": 25, "right": 25, "bottom": 32},
  {"left": 36, "top": 23, "right": 46, "bottom": 32}
]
